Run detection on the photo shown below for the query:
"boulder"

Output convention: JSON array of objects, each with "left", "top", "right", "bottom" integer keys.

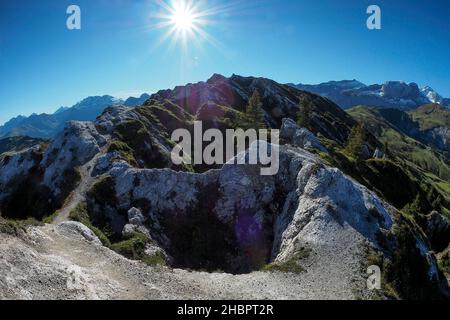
[
  {"left": 92, "top": 151, "right": 122, "bottom": 176},
  {"left": 280, "top": 118, "right": 326, "bottom": 152},
  {"left": 373, "top": 148, "right": 384, "bottom": 159},
  {"left": 280, "top": 118, "right": 298, "bottom": 141},
  {"left": 58, "top": 221, "right": 102, "bottom": 245},
  {"left": 121, "top": 224, "right": 151, "bottom": 239},
  {"left": 128, "top": 207, "right": 145, "bottom": 226}
]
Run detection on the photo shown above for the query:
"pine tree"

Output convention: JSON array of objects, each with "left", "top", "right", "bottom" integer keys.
[
  {"left": 244, "top": 90, "right": 266, "bottom": 130},
  {"left": 296, "top": 100, "right": 313, "bottom": 128},
  {"left": 345, "top": 123, "right": 366, "bottom": 159}
]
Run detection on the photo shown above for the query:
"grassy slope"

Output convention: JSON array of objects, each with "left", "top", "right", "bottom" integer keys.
[
  {"left": 348, "top": 106, "right": 450, "bottom": 182},
  {"left": 0, "top": 136, "right": 46, "bottom": 155},
  {"left": 409, "top": 104, "right": 450, "bottom": 130},
  {"left": 346, "top": 106, "right": 450, "bottom": 218}
]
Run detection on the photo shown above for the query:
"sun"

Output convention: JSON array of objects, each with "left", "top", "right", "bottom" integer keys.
[
  {"left": 153, "top": 0, "right": 219, "bottom": 47},
  {"left": 170, "top": 6, "right": 196, "bottom": 32}
]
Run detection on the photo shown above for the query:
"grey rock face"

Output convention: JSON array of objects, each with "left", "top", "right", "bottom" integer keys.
[
  {"left": 0, "top": 146, "right": 42, "bottom": 195},
  {"left": 280, "top": 118, "right": 327, "bottom": 152},
  {"left": 382, "top": 81, "right": 421, "bottom": 100},
  {"left": 423, "top": 126, "right": 449, "bottom": 153},
  {"left": 85, "top": 141, "right": 443, "bottom": 293},
  {"left": 92, "top": 151, "right": 122, "bottom": 176},
  {"left": 41, "top": 121, "right": 107, "bottom": 196},
  {"left": 95, "top": 106, "right": 133, "bottom": 134},
  {"left": 128, "top": 207, "right": 145, "bottom": 226},
  {"left": 280, "top": 118, "right": 298, "bottom": 140}
]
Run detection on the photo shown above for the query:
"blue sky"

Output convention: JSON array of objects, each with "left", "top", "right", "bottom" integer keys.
[{"left": 0, "top": 0, "right": 449, "bottom": 124}]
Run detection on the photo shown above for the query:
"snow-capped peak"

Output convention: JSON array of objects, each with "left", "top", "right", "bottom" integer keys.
[{"left": 420, "top": 86, "right": 444, "bottom": 104}]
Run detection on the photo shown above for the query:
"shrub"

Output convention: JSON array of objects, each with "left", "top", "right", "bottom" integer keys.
[
  {"left": 262, "top": 247, "right": 311, "bottom": 274},
  {"left": 87, "top": 176, "right": 117, "bottom": 207},
  {"left": 0, "top": 217, "right": 43, "bottom": 236},
  {"left": 111, "top": 232, "right": 166, "bottom": 266},
  {"left": 364, "top": 217, "right": 446, "bottom": 300},
  {"left": 108, "top": 140, "right": 137, "bottom": 166},
  {"left": 42, "top": 210, "right": 60, "bottom": 224},
  {"left": 69, "top": 202, "right": 111, "bottom": 247}
]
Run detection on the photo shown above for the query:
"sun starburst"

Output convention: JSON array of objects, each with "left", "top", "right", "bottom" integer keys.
[
  {"left": 170, "top": 4, "right": 196, "bottom": 32},
  {"left": 152, "top": 0, "right": 222, "bottom": 49}
]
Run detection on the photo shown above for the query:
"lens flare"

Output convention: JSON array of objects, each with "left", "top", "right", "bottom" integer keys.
[
  {"left": 170, "top": 5, "right": 195, "bottom": 32},
  {"left": 153, "top": 0, "right": 223, "bottom": 48}
]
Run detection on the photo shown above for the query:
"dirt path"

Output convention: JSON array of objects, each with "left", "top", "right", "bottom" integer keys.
[
  {"left": 52, "top": 147, "right": 107, "bottom": 225},
  {"left": 0, "top": 222, "right": 364, "bottom": 300}
]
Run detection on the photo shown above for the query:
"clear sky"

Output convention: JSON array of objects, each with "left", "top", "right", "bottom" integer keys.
[{"left": 0, "top": 0, "right": 449, "bottom": 124}]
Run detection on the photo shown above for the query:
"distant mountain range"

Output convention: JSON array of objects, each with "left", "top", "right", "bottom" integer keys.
[
  {"left": 0, "top": 93, "right": 150, "bottom": 139},
  {"left": 1, "top": 78, "right": 448, "bottom": 140},
  {"left": 290, "top": 80, "right": 450, "bottom": 110}
]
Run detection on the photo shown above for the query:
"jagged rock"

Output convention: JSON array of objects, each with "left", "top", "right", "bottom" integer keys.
[
  {"left": 122, "top": 223, "right": 137, "bottom": 237},
  {"left": 122, "top": 207, "right": 152, "bottom": 239},
  {"left": 95, "top": 106, "right": 133, "bottom": 134},
  {"left": 0, "top": 146, "right": 42, "bottom": 195},
  {"left": 373, "top": 148, "right": 383, "bottom": 159},
  {"left": 280, "top": 118, "right": 326, "bottom": 152},
  {"left": 121, "top": 223, "right": 151, "bottom": 240},
  {"left": 92, "top": 151, "right": 122, "bottom": 176},
  {"left": 293, "top": 128, "right": 327, "bottom": 152},
  {"left": 41, "top": 121, "right": 106, "bottom": 196},
  {"left": 128, "top": 207, "right": 145, "bottom": 226},
  {"left": 144, "top": 243, "right": 169, "bottom": 263},
  {"left": 424, "top": 126, "right": 449, "bottom": 153},
  {"left": 280, "top": 118, "right": 298, "bottom": 140}
]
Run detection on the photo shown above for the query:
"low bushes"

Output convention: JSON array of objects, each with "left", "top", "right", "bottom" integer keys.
[{"left": 68, "top": 202, "right": 111, "bottom": 247}]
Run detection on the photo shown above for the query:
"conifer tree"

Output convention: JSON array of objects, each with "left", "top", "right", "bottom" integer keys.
[
  {"left": 345, "top": 123, "right": 366, "bottom": 159},
  {"left": 296, "top": 100, "right": 313, "bottom": 128},
  {"left": 243, "top": 90, "right": 266, "bottom": 129}
]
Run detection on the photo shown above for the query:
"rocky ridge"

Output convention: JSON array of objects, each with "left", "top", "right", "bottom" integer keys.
[{"left": 0, "top": 74, "right": 449, "bottom": 299}]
